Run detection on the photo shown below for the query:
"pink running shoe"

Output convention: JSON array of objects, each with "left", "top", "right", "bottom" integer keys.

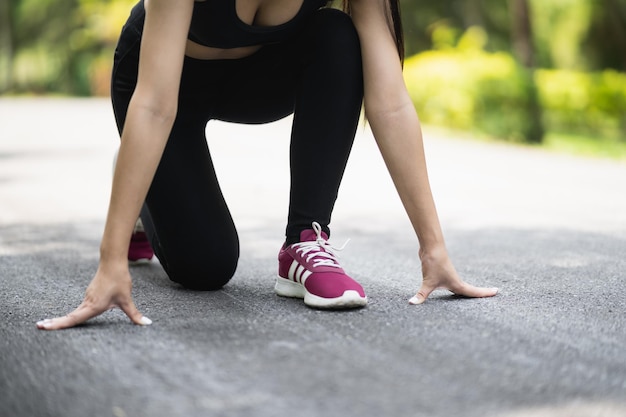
[
  {"left": 128, "top": 218, "right": 154, "bottom": 264},
  {"left": 276, "top": 222, "right": 367, "bottom": 309}
]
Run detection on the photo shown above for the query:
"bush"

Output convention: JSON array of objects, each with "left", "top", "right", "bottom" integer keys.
[
  {"left": 404, "top": 27, "right": 626, "bottom": 142},
  {"left": 3, "top": 0, "right": 135, "bottom": 95},
  {"left": 404, "top": 27, "right": 543, "bottom": 142},
  {"left": 536, "top": 69, "right": 626, "bottom": 140}
]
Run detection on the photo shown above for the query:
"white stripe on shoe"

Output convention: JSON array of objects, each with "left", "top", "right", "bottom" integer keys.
[
  {"left": 288, "top": 260, "right": 299, "bottom": 282},
  {"left": 288, "top": 260, "right": 313, "bottom": 285}
]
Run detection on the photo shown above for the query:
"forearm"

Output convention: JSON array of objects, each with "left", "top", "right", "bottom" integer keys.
[
  {"left": 350, "top": 0, "right": 448, "bottom": 255},
  {"left": 366, "top": 100, "right": 446, "bottom": 255},
  {"left": 98, "top": 0, "right": 191, "bottom": 264},
  {"left": 100, "top": 99, "right": 175, "bottom": 264}
]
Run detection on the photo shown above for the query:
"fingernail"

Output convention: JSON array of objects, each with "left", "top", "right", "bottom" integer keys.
[
  {"left": 408, "top": 296, "right": 421, "bottom": 305},
  {"left": 140, "top": 316, "right": 152, "bottom": 326},
  {"left": 36, "top": 321, "right": 45, "bottom": 327}
]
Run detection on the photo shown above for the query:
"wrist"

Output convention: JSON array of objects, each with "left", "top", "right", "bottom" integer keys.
[
  {"left": 99, "top": 243, "right": 129, "bottom": 268},
  {"left": 418, "top": 243, "right": 449, "bottom": 264}
]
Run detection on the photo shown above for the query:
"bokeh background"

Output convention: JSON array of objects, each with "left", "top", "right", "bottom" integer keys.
[{"left": 0, "top": 0, "right": 625, "bottom": 158}]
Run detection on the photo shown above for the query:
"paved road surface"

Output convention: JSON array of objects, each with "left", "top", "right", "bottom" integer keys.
[{"left": 1, "top": 98, "right": 625, "bottom": 417}]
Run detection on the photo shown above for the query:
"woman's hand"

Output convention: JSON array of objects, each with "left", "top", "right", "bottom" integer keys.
[
  {"left": 36, "top": 263, "right": 151, "bottom": 330},
  {"left": 409, "top": 251, "right": 499, "bottom": 305}
]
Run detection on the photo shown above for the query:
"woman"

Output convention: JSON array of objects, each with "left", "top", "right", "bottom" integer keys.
[{"left": 36, "top": 0, "right": 497, "bottom": 330}]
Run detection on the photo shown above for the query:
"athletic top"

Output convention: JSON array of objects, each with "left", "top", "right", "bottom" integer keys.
[{"left": 188, "top": 0, "right": 328, "bottom": 48}]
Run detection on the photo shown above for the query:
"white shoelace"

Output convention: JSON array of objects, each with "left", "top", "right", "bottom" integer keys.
[{"left": 292, "top": 222, "right": 349, "bottom": 268}]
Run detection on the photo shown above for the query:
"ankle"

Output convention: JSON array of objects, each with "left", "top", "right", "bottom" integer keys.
[{"left": 285, "top": 222, "right": 330, "bottom": 246}]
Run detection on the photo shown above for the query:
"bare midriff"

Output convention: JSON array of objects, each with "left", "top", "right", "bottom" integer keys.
[
  {"left": 185, "top": 42, "right": 263, "bottom": 60},
  {"left": 144, "top": 0, "right": 305, "bottom": 60}
]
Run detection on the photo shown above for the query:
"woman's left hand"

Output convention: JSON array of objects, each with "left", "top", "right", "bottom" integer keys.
[{"left": 409, "top": 252, "right": 499, "bottom": 305}]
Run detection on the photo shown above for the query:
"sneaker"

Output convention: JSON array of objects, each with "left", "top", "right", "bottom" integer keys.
[
  {"left": 128, "top": 218, "right": 154, "bottom": 264},
  {"left": 276, "top": 222, "right": 367, "bottom": 309}
]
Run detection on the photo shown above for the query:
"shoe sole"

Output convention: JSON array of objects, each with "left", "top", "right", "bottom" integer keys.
[
  {"left": 128, "top": 258, "right": 153, "bottom": 265},
  {"left": 275, "top": 276, "right": 367, "bottom": 309}
]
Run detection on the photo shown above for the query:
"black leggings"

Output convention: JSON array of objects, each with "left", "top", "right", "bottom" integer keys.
[{"left": 111, "top": 3, "right": 363, "bottom": 290}]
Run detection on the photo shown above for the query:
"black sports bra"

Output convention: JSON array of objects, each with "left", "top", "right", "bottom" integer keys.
[{"left": 188, "top": 0, "right": 328, "bottom": 48}]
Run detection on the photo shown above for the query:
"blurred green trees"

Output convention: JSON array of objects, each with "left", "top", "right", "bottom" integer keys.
[
  {"left": 400, "top": 0, "right": 626, "bottom": 72},
  {"left": 0, "top": 0, "right": 134, "bottom": 95},
  {"left": 1, "top": 0, "right": 624, "bottom": 144},
  {"left": 400, "top": 0, "right": 626, "bottom": 143}
]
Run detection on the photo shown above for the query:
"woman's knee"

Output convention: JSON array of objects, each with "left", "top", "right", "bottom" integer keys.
[
  {"left": 165, "top": 251, "right": 239, "bottom": 291},
  {"left": 158, "top": 232, "right": 240, "bottom": 291}
]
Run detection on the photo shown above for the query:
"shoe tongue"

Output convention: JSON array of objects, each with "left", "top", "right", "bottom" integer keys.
[{"left": 299, "top": 228, "right": 328, "bottom": 242}]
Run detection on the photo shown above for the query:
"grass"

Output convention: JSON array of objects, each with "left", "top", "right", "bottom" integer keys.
[
  {"left": 541, "top": 132, "right": 626, "bottom": 161},
  {"left": 424, "top": 124, "right": 626, "bottom": 163}
]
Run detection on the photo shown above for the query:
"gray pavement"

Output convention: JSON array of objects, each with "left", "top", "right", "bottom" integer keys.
[{"left": 1, "top": 98, "right": 625, "bottom": 417}]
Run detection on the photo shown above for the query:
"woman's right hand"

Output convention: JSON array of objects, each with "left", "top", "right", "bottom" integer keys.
[
  {"left": 35, "top": 0, "right": 194, "bottom": 333},
  {"left": 36, "top": 263, "right": 151, "bottom": 330}
]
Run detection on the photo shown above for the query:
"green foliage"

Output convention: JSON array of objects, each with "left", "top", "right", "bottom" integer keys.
[
  {"left": 2, "top": 0, "right": 135, "bottom": 95},
  {"left": 404, "top": 27, "right": 542, "bottom": 142},
  {"left": 530, "top": 0, "right": 593, "bottom": 70},
  {"left": 3, "top": 0, "right": 625, "bottom": 151},
  {"left": 405, "top": 26, "right": 626, "bottom": 143},
  {"left": 399, "top": 0, "right": 513, "bottom": 56},
  {"left": 400, "top": 0, "right": 626, "bottom": 72},
  {"left": 536, "top": 69, "right": 626, "bottom": 139}
]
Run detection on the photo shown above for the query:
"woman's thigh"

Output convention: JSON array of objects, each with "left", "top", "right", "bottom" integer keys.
[
  {"left": 212, "top": 8, "right": 363, "bottom": 125},
  {"left": 209, "top": 45, "right": 299, "bottom": 124},
  {"left": 211, "top": 8, "right": 364, "bottom": 240}
]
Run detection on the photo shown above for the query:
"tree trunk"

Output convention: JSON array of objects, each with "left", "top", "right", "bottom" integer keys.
[
  {"left": 509, "top": 0, "right": 534, "bottom": 67},
  {"left": 462, "top": 0, "right": 484, "bottom": 28},
  {"left": 605, "top": 0, "right": 626, "bottom": 71},
  {"left": 509, "top": 0, "right": 544, "bottom": 143},
  {"left": 0, "top": 0, "right": 14, "bottom": 92}
]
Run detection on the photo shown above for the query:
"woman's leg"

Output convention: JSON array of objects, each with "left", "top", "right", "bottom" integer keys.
[
  {"left": 111, "top": 9, "right": 239, "bottom": 291},
  {"left": 286, "top": 8, "right": 364, "bottom": 242},
  {"left": 215, "top": 8, "right": 364, "bottom": 243},
  {"left": 214, "top": 8, "right": 366, "bottom": 308}
]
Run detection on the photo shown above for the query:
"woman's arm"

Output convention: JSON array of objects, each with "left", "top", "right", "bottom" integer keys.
[
  {"left": 102, "top": 0, "right": 193, "bottom": 264},
  {"left": 36, "top": 0, "right": 194, "bottom": 330},
  {"left": 349, "top": 0, "right": 498, "bottom": 304}
]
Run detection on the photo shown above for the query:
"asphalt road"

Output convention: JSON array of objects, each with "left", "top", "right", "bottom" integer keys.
[{"left": 1, "top": 98, "right": 625, "bottom": 417}]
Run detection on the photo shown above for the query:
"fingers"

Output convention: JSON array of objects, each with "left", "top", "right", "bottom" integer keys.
[
  {"left": 409, "top": 282, "right": 499, "bottom": 305},
  {"left": 451, "top": 283, "right": 499, "bottom": 299},
  {"left": 409, "top": 283, "right": 436, "bottom": 305},
  {"left": 36, "top": 303, "right": 104, "bottom": 330},
  {"left": 36, "top": 300, "right": 152, "bottom": 330},
  {"left": 118, "top": 299, "right": 152, "bottom": 326}
]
